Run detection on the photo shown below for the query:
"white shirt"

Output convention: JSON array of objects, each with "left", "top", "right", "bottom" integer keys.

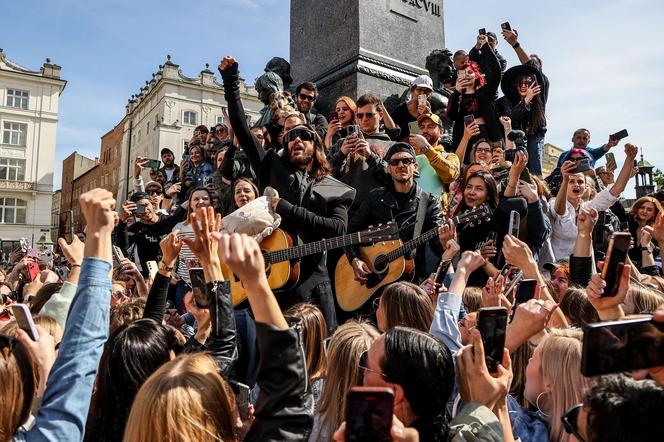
[{"left": 548, "top": 188, "right": 618, "bottom": 261}]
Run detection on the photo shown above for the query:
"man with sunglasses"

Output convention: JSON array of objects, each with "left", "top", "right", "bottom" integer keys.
[
  {"left": 327, "top": 92, "right": 395, "bottom": 211},
  {"left": 345, "top": 143, "right": 446, "bottom": 309},
  {"left": 295, "top": 81, "right": 328, "bottom": 139},
  {"left": 220, "top": 56, "right": 355, "bottom": 333}
]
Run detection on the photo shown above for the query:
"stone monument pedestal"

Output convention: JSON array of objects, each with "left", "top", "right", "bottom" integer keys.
[{"left": 290, "top": 0, "right": 444, "bottom": 113}]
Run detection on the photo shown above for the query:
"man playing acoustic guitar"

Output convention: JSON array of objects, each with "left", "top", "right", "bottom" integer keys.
[{"left": 341, "top": 142, "right": 450, "bottom": 312}]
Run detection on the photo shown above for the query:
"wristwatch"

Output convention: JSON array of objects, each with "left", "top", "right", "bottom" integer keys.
[{"left": 158, "top": 261, "right": 174, "bottom": 272}]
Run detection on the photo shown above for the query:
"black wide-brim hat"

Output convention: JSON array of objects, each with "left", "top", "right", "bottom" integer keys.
[{"left": 501, "top": 64, "right": 544, "bottom": 102}]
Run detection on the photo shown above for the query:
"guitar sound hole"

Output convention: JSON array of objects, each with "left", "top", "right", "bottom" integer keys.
[
  {"left": 366, "top": 254, "right": 389, "bottom": 289},
  {"left": 373, "top": 254, "right": 388, "bottom": 274}
]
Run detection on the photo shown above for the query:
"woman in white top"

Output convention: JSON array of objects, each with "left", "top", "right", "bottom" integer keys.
[{"left": 548, "top": 144, "right": 638, "bottom": 261}]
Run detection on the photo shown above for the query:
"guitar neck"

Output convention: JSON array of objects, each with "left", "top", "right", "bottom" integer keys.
[
  {"left": 386, "top": 227, "right": 439, "bottom": 262},
  {"left": 267, "top": 231, "right": 364, "bottom": 263}
]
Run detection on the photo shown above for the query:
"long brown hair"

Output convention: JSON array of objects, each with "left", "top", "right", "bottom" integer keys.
[
  {"left": 380, "top": 281, "right": 435, "bottom": 332},
  {"left": 124, "top": 353, "right": 236, "bottom": 442},
  {"left": 0, "top": 335, "right": 35, "bottom": 439},
  {"left": 629, "top": 196, "right": 663, "bottom": 224},
  {"left": 314, "top": 320, "right": 379, "bottom": 440},
  {"left": 285, "top": 124, "right": 331, "bottom": 181},
  {"left": 284, "top": 303, "right": 327, "bottom": 381}
]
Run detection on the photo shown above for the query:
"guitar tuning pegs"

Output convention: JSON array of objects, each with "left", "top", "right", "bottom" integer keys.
[{"left": 368, "top": 225, "right": 374, "bottom": 229}]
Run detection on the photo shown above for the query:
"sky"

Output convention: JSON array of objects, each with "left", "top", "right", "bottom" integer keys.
[{"left": 1, "top": 0, "right": 662, "bottom": 198}]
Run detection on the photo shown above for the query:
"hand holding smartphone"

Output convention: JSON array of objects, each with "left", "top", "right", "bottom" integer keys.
[
  {"left": 501, "top": 22, "right": 512, "bottom": 31},
  {"left": 600, "top": 232, "right": 631, "bottom": 297},
  {"left": 408, "top": 121, "right": 420, "bottom": 135},
  {"left": 508, "top": 210, "right": 521, "bottom": 238},
  {"left": 346, "top": 387, "right": 394, "bottom": 442},
  {"left": 11, "top": 304, "right": 39, "bottom": 341},
  {"left": 189, "top": 268, "right": 209, "bottom": 308},
  {"left": 609, "top": 129, "right": 629, "bottom": 141},
  {"left": 477, "top": 307, "right": 508, "bottom": 372}
]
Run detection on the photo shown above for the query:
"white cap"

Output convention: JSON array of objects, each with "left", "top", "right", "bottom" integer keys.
[{"left": 410, "top": 74, "right": 434, "bottom": 91}]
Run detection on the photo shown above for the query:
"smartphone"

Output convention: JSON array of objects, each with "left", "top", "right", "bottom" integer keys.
[
  {"left": 457, "top": 69, "right": 466, "bottom": 81},
  {"left": 605, "top": 152, "right": 617, "bottom": 171},
  {"left": 479, "top": 28, "right": 487, "bottom": 35},
  {"left": 210, "top": 126, "right": 216, "bottom": 135},
  {"left": 408, "top": 121, "right": 420, "bottom": 135},
  {"left": 463, "top": 114, "right": 475, "bottom": 126},
  {"left": 417, "top": 94, "right": 427, "bottom": 106},
  {"left": 503, "top": 270, "right": 524, "bottom": 299},
  {"left": 235, "top": 382, "right": 251, "bottom": 421},
  {"left": 189, "top": 267, "right": 209, "bottom": 308},
  {"left": 146, "top": 260, "right": 158, "bottom": 280},
  {"left": 112, "top": 245, "right": 125, "bottom": 266},
  {"left": 346, "top": 125, "right": 361, "bottom": 138},
  {"left": 600, "top": 232, "right": 631, "bottom": 297},
  {"left": 610, "top": 129, "right": 629, "bottom": 141},
  {"left": 146, "top": 159, "right": 161, "bottom": 170},
  {"left": 508, "top": 210, "right": 520, "bottom": 238},
  {"left": 515, "top": 279, "right": 537, "bottom": 305},
  {"left": 477, "top": 307, "right": 508, "bottom": 372},
  {"left": 346, "top": 387, "right": 394, "bottom": 442},
  {"left": 11, "top": 304, "right": 39, "bottom": 341},
  {"left": 328, "top": 111, "right": 339, "bottom": 122},
  {"left": 434, "top": 258, "right": 452, "bottom": 288},
  {"left": 581, "top": 317, "right": 664, "bottom": 376},
  {"left": 575, "top": 158, "right": 591, "bottom": 173},
  {"left": 27, "top": 261, "right": 41, "bottom": 282},
  {"left": 134, "top": 204, "right": 147, "bottom": 215},
  {"left": 54, "top": 265, "right": 69, "bottom": 281},
  {"left": 501, "top": 22, "right": 512, "bottom": 31}
]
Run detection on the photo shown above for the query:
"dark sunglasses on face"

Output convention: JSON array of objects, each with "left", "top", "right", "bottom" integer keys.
[
  {"left": 299, "top": 93, "right": 316, "bottom": 102},
  {"left": 570, "top": 156, "right": 585, "bottom": 162},
  {"left": 284, "top": 127, "right": 316, "bottom": 143},
  {"left": 562, "top": 403, "right": 586, "bottom": 442},
  {"left": 148, "top": 189, "right": 163, "bottom": 195},
  {"left": 388, "top": 157, "right": 416, "bottom": 166},
  {"left": 356, "top": 112, "right": 376, "bottom": 120}
]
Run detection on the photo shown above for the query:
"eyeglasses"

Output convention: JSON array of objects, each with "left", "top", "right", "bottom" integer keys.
[
  {"left": 215, "top": 128, "right": 227, "bottom": 134},
  {"left": 387, "top": 157, "right": 416, "bottom": 166},
  {"left": 562, "top": 403, "right": 586, "bottom": 442},
  {"left": 475, "top": 147, "right": 491, "bottom": 154},
  {"left": 298, "top": 93, "right": 316, "bottom": 102},
  {"left": 284, "top": 127, "right": 316, "bottom": 143},
  {"left": 359, "top": 350, "right": 387, "bottom": 378},
  {"left": 372, "top": 296, "right": 381, "bottom": 311},
  {"left": 356, "top": 112, "right": 377, "bottom": 120},
  {"left": 112, "top": 290, "right": 125, "bottom": 299}
]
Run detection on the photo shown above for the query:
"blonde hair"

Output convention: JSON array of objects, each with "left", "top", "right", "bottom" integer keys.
[
  {"left": 314, "top": 321, "right": 379, "bottom": 440},
  {"left": 124, "top": 353, "right": 236, "bottom": 442},
  {"left": 462, "top": 287, "right": 483, "bottom": 313},
  {"left": 629, "top": 284, "right": 664, "bottom": 314},
  {"left": 539, "top": 329, "right": 588, "bottom": 442}
]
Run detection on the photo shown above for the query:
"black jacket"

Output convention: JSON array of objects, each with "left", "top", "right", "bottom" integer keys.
[
  {"left": 304, "top": 108, "right": 328, "bottom": 139},
  {"left": 221, "top": 63, "right": 356, "bottom": 296},
  {"left": 448, "top": 43, "right": 502, "bottom": 157},
  {"left": 347, "top": 182, "right": 443, "bottom": 281}
]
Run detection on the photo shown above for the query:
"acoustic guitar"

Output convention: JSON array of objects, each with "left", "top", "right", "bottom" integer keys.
[
  {"left": 335, "top": 204, "right": 492, "bottom": 311},
  {"left": 223, "top": 223, "right": 398, "bottom": 306}
]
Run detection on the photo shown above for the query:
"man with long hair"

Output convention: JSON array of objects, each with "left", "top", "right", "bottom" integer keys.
[{"left": 220, "top": 56, "right": 355, "bottom": 332}]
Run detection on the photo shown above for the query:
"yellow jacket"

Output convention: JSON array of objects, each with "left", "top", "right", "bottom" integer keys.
[{"left": 418, "top": 144, "right": 460, "bottom": 184}]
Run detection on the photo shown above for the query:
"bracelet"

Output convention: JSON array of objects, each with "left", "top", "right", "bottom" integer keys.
[
  {"left": 71, "top": 263, "right": 81, "bottom": 268},
  {"left": 512, "top": 42, "right": 520, "bottom": 49}
]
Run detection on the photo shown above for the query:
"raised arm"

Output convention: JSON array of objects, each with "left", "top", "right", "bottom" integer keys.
[
  {"left": 219, "top": 56, "right": 266, "bottom": 172},
  {"left": 608, "top": 144, "right": 638, "bottom": 197},
  {"left": 553, "top": 161, "right": 575, "bottom": 216},
  {"left": 502, "top": 28, "right": 531, "bottom": 65}
]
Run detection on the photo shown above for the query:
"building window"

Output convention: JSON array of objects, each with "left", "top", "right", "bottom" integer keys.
[
  {"left": 183, "top": 111, "right": 197, "bottom": 125},
  {"left": 216, "top": 115, "right": 226, "bottom": 125},
  {"left": 0, "top": 158, "right": 26, "bottom": 181},
  {"left": 0, "top": 197, "right": 27, "bottom": 224},
  {"left": 2, "top": 122, "right": 27, "bottom": 146},
  {"left": 6, "top": 89, "right": 29, "bottom": 109}
]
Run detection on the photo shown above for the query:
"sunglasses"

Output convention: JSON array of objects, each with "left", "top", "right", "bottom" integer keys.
[
  {"left": 562, "top": 403, "right": 586, "bottom": 442},
  {"left": 298, "top": 93, "right": 316, "bottom": 102},
  {"left": 570, "top": 156, "right": 585, "bottom": 162},
  {"left": 359, "top": 350, "right": 387, "bottom": 378},
  {"left": 148, "top": 189, "right": 163, "bottom": 196},
  {"left": 284, "top": 127, "right": 316, "bottom": 143},
  {"left": 356, "top": 112, "right": 376, "bottom": 120},
  {"left": 387, "top": 157, "right": 416, "bottom": 166},
  {"left": 215, "top": 128, "right": 227, "bottom": 134}
]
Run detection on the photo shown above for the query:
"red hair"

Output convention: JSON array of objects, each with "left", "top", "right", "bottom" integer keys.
[{"left": 460, "top": 61, "right": 486, "bottom": 88}]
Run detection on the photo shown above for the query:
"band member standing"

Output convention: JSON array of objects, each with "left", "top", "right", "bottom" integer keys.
[{"left": 220, "top": 56, "right": 355, "bottom": 332}]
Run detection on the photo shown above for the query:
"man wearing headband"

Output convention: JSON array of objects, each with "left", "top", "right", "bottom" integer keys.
[
  {"left": 344, "top": 142, "right": 447, "bottom": 310},
  {"left": 220, "top": 56, "right": 355, "bottom": 333}
]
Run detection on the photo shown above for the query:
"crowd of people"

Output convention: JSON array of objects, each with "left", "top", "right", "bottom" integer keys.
[{"left": 2, "top": 24, "right": 664, "bottom": 442}]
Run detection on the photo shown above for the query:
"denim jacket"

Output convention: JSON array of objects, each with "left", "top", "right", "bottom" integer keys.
[
  {"left": 15, "top": 258, "right": 112, "bottom": 442},
  {"left": 185, "top": 161, "right": 214, "bottom": 188}
]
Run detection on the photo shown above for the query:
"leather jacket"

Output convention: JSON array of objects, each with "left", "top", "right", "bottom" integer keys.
[
  {"left": 245, "top": 323, "right": 314, "bottom": 441},
  {"left": 347, "top": 182, "right": 444, "bottom": 281}
]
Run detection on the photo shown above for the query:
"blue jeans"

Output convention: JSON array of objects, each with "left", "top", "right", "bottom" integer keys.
[{"left": 527, "top": 133, "right": 545, "bottom": 176}]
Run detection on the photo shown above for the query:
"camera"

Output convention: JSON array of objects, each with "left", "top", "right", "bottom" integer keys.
[{"left": 504, "top": 130, "right": 527, "bottom": 163}]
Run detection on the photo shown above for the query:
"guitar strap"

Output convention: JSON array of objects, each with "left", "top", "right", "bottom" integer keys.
[{"left": 411, "top": 188, "right": 429, "bottom": 259}]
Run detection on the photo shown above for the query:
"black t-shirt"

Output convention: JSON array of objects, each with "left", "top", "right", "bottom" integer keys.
[{"left": 391, "top": 102, "right": 416, "bottom": 141}]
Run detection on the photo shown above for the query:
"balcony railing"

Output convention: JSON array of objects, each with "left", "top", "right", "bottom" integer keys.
[{"left": 0, "top": 180, "right": 35, "bottom": 191}]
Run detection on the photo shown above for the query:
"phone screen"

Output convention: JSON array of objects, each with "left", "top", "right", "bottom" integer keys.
[
  {"left": 463, "top": 115, "right": 475, "bottom": 126},
  {"left": 501, "top": 22, "right": 512, "bottom": 31},
  {"left": 408, "top": 121, "right": 420, "bottom": 135},
  {"left": 11, "top": 304, "right": 39, "bottom": 341},
  {"left": 582, "top": 317, "right": 664, "bottom": 376},
  {"left": 515, "top": 279, "right": 537, "bottom": 305},
  {"left": 147, "top": 159, "right": 161, "bottom": 170},
  {"left": 478, "top": 307, "right": 508, "bottom": 372},
  {"left": 605, "top": 153, "right": 617, "bottom": 171},
  {"left": 600, "top": 233, "right": 631, "bottom": 296},
  {"left": 508, "top": 210, "right": 520, "bottom": 238},
  {"left": 575, "top": 158, "right": 591, "bottom": 173},
  {"left": 189, "top": 268, "right": 209, "bottom": 308},
  {"left": 235, "top": 382, "right": 251, "bottom": 421},
  {"left": 346, "top": 387, "right": 394, "bottom": 442},
  {"left": 134, "top": 204, "right": 146, "bottom": 215}
]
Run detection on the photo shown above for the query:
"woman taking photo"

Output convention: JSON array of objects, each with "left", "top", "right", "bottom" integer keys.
[
  {"left": 627, "top": 196, "right": 663, "bottom": 271},
  {"left": 324, "top": 96, "right": 357, "bottom": 150}
]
